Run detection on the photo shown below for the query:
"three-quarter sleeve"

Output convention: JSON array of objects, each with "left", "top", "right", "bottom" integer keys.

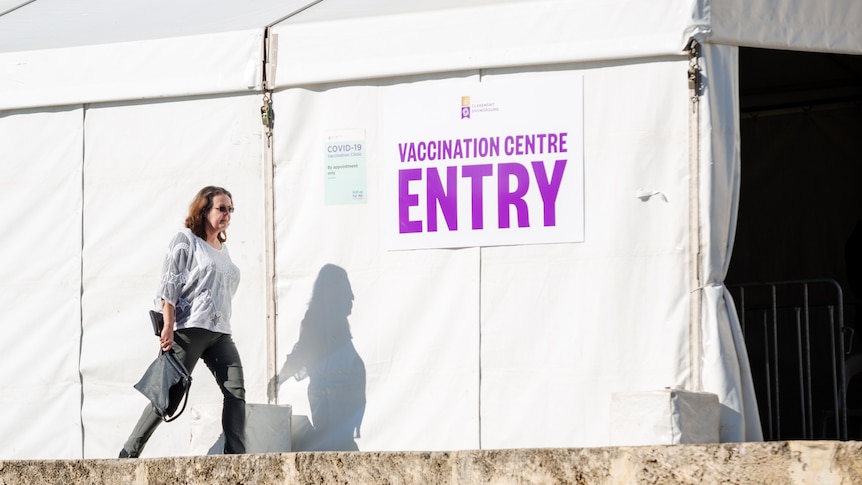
[{"left": 157, "top": 231, "right": 193, "bottom": 308}]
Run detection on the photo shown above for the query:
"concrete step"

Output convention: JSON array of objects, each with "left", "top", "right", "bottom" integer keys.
[{"left": 1, "top": 441, "right": 860, "bottom": 484}]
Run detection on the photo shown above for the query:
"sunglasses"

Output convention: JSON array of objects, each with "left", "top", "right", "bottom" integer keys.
[{"left": 215, "top": 205, "right": 235, "bottom": 214}]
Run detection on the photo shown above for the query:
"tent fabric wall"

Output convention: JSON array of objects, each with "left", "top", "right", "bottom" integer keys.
[
  {"left": 265, "top": 0, "right": 754, "bottom": 449},
  {"left": 0, "top": 107, "right": 84, "bottom": 459},
  {"left": 79, "top": 94, "right": 269, "bottom": 458},
  {"left": 267, "top": 58, "right": 694, "bottom": 450},
  {"left": 266, "top": 54, "right": 738, "bottom": 449},
  {"left": 270, "top": 81, "right": 482, "bottom": 451},
  {"left": 477, "top": 62, "right": 693, "bottom": 448}
]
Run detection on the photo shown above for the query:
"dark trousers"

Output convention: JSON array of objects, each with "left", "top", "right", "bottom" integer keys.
[{"left": 123, "top": 328, "right": 246, "bottom": 456}]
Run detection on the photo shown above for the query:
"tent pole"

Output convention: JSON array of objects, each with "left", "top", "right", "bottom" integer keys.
[
  {"left": 263, "top": 91, "right": 277, "bottom": 404},
  {"left": 688, "top": 40, "right": 704, "bottom": 392},
  {"left": 262, "top": 26, "right": 279, "bottom": 404}
]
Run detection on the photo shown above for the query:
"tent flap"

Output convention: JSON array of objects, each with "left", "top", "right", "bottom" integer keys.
[{"left": 697, "top": 43, "right": 762, "bottom": 442}]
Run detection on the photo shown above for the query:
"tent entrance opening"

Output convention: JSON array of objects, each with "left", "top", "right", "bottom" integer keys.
[{"left": 727, "top": 47, "right": 862, "bottom": 441}]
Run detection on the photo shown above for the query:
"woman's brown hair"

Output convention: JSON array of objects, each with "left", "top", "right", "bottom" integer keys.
[{"left": 185, "top": 186, "right": 233, "bottom": 243}]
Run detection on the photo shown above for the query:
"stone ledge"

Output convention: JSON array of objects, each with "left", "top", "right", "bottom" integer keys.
[{"left": 1, "top": 441, "right": 861, "bottom": 484}]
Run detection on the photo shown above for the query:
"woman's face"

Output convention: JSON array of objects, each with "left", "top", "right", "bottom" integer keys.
[{"left": 205, "top": 193, "right": 233, "bottom": 236}]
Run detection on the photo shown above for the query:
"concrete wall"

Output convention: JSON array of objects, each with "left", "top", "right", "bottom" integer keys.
[{"left": 1, "top": 441, "right": 861, "bottom": 484}]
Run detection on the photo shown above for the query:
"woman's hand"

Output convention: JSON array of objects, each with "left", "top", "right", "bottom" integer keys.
[
  {"left": 160, "top": 325, "right": 174, "bottom": 352},
  {"left": 160, "top": 299, "right": 176, "bottom": 351}
]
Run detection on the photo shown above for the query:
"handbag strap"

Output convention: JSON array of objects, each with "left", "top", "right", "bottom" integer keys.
[
  {"left": 163, "top": 349, "right": 192, "bottom": 423},
  {"left": 163, "top": 386, "right": 190, "bottom": 423}
]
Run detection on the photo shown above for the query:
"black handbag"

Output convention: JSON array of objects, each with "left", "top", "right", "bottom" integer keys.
[{"left": 133, "top": 348, "right": 192, "bottom": 422}]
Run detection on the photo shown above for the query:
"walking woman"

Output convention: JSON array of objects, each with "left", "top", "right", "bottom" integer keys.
[{"left": 120, "top": 186, "right": 246, "bottom": 457}]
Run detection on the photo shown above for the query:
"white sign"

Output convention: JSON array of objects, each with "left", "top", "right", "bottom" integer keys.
[
  {"left": 325, "top": 129, "right": 367, "bottom": 205},
  {"left": 383, "top": 75, "right": 584, "bottom": 250}
]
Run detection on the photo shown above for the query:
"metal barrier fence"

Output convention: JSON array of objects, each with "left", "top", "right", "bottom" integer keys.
[{"left": 727, "top": 279, "right": 851, "bottom": 441}]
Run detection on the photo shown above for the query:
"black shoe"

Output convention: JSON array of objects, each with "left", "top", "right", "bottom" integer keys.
[{"left": 119, "top": 449, "right": 130, "bottom": 458}]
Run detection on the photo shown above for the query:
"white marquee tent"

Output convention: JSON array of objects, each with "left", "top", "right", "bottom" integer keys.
[{"left": 1, "top": 0, "right": 860, "bottom": 459}]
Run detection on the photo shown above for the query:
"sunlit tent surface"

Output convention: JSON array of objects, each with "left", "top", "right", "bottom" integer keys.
[{"left": 1, "top": 0, "right": 860, "bottom": 459}]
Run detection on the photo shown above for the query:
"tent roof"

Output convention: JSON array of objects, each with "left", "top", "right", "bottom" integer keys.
[
  {"left": 0, "top": 0, "right": 318, "bottom": 110},
  {"left": 269, "top": 0, "right": 702, "bottom": 87},
  {"left": 1, "top": 0, "right": 861, "bottom": 110},
  {"left": 709, "top": 0, "right": 862, "bottom": 54},
  {"left": 0, "top": 0, "right": 318, "bottom": 53},
  {"left": 269, "top": 0, "right": 862, "bottom": 87}
]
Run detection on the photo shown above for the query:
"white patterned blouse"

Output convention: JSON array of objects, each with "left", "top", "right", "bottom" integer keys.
[{"left": 156, "top": 228, "right": 240, "bottom": 335}]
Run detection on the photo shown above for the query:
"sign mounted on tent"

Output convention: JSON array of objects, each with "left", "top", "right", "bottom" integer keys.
[
  {"left": 325, "top": 129, "right": 367, "bottom": 205},
  {"left": 382, "top": 74, "right": 585, "bottom": 250}
]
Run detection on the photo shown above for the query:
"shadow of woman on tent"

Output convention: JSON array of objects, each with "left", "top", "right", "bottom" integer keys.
[{"left": 275, "top": 264, "right": 366, "bottom": 451}]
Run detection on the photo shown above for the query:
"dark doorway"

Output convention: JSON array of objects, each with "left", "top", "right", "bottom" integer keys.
[{"left": 727, "top": 47, "right": 862, "bottom": 440}]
